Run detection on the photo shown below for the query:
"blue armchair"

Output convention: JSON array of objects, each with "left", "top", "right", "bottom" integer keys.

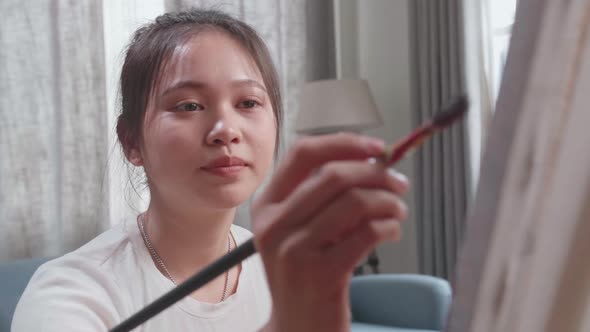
[
  {"left": 0, "top": 258, "right": 50, "bottom": 332},
  {"left": 350, "top": 274, "right": 451, "bottom": 332},
  {"left": 0, "top": 259, "right": 451, "bottom": 332}
]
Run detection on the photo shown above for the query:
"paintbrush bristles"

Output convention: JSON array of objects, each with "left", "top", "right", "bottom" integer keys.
[{"left": 431, "top": 95, "right": 469, "bottom": 128}]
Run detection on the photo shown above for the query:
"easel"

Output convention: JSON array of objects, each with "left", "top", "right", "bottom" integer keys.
[{"left": 448, "top": 0, "right": 590, "bottom": 331}]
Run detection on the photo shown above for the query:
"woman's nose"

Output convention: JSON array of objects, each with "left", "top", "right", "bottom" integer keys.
[{"left": 206, "top": 120, "right": 242, "bottom": 146}]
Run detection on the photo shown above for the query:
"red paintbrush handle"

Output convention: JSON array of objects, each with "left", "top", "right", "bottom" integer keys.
[{"left": 384, "top": 125, "right": 434, "bottom": 166}]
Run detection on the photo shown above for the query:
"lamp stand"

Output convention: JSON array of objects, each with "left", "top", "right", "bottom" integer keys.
[{"left": 354, "top": 249, "right": 380, "bottom": 275}]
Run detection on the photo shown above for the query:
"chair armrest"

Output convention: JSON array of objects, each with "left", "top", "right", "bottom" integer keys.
[
  {"left": 350, "top": 274, "right": 451, "bottom": 330},
  {"left": 0, "top": 258, "right": 51, "bottom": 331}
]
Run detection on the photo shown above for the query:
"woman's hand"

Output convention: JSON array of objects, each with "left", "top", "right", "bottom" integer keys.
[{"left": 252, "top": 133, "right": 410, "bottom": 332}]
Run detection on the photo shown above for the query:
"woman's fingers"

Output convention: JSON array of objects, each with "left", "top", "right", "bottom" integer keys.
[
  {"left": 252, "top": 134, "right": 413, "bottom": 332},
  {"left": 387, "top": 168, "right": 410, "bottom": 192},
  {"left": 325, "top": 218, "right": 402, "bottom": 274},
  {"left": 258, "top": 185, "right": 407, "bottom": 276},
  {"left": 303, "top": 188, "right": 407, "bottom": 248},
  {"left": 260, "top": 161, "right": 408, "bottom": 236},
  {"left": 258, "top": 133, "right": 385, "bottom": 204}
]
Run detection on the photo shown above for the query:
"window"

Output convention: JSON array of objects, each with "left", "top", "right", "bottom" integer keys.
[{"left": 487, "top": 0, "right": 518, "bottom": 104}]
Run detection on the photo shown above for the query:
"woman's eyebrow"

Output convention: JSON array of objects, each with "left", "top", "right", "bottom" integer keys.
[
  {"left": 161, "top": 80, "right": 207, "bottom": 96},
  {"left": 230, "top": 79, "right": 267, "bottom": 93},
  {"left": 161, "top": 79, "right": 267, "bottom": 97}
]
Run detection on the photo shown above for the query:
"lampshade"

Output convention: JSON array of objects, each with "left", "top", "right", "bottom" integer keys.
[{"left": 295, "top": 79, "right": 383, "bottom": 134}]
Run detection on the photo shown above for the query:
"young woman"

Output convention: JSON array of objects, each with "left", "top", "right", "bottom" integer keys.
[{"left": 12, "top": 9, "right": 409, "bottom": 332}]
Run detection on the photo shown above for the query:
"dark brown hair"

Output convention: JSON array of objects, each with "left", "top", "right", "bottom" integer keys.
[{"left": 116, "top": 8, "right": 283, "bottom": 155}]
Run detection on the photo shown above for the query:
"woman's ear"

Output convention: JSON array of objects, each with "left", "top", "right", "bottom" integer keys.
[
  {"left": 127, "top": 147, "right": 144, "bottom": 167},
  {"left": 117, "top": 117, "right": 143, "bottom": 166}
]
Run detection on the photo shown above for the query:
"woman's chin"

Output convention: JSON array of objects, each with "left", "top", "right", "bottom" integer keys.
[
  {"left": 210, "top": 197, "right": 249, "bottom": 210},
  {"left": 197, "top": 190, "right": 253, "bottom": 210}
]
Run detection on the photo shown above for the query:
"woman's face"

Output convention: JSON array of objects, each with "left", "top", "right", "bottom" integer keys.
[{"left": 136, "top": 30, "right": 277, "bottom": 211}]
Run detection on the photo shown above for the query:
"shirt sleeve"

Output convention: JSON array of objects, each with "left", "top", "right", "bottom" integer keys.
[{"left": 11, "top": 258, "right": 124, "bottom": 332}]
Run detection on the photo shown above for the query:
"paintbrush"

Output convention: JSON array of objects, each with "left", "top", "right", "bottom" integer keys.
[
  {"left": 381, "top": 95, "right": 469, "bottom": 166},
  {"left": 109, "top": 95, "right": 469, "bottom": 332}
]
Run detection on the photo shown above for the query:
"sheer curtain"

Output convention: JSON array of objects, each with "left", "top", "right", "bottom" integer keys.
[
  {"left": 0, "top": 0, "right": 108, "bottom": 261},
  {"left": 1, "top": 0, "right": 332, "bottom": 260}
]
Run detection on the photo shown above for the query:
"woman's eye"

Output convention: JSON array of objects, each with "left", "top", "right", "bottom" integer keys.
[
  {"left": 175, "top": 102, "right": 203, "bottom": 112},
  {"left": 238, "top": 100, "right": 260, "bottom": 109}
]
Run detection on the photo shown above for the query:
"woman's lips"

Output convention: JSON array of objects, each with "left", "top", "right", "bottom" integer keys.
[
  {"left": 201, "top": 156, "right": 248, "bottom": 177},
  {"left": 202, "top": 165, "right": 246, "bottom": 176}
]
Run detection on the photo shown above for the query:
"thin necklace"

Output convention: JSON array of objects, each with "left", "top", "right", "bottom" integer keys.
[{"left": 138, "top": 214, "right": 233, "bottom": 302}]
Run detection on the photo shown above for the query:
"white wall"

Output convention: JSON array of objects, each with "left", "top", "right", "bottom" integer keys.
[{"left": 336, "top": 0, "right": 418, "bottom": 273}]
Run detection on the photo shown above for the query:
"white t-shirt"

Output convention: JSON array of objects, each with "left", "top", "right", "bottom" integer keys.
[{"left": 11, "top": 219, "right": 272, "bottom": 332}]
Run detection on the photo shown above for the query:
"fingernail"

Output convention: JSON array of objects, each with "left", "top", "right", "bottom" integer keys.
[
  {"left": 370, "top": 219, "right": 401, "bottom": 241},
  {"left": 388, "top": 168, "right": 409, "bottom": 188},
  {"left": 362, "top": 137, "right": 385, "bottom": 155},
  {"left": 398, "top": 201, "right": 408, "bottom": 220}
]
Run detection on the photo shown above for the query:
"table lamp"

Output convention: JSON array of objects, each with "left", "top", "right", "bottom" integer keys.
[{"left": 296, "top": 79, "right": 383, "bottom": 134}]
